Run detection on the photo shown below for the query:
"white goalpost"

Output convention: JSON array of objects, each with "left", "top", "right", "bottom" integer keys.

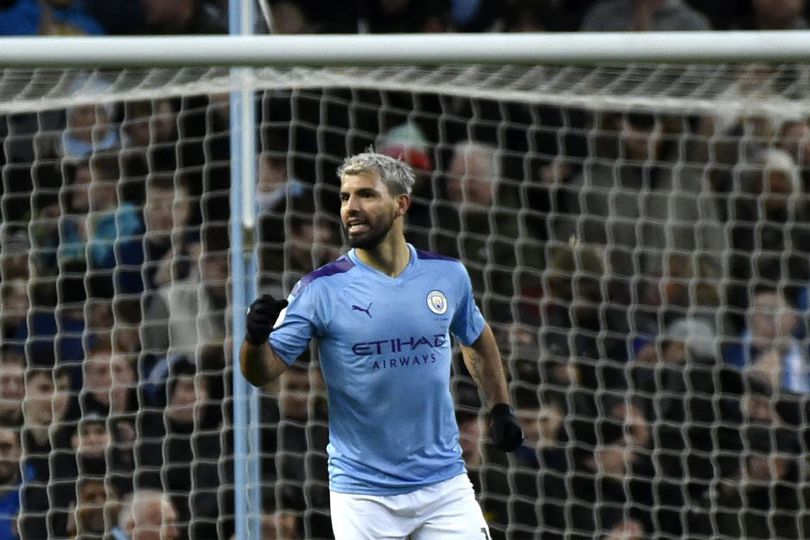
[{"left": 2, "top": 31, "right": 810, "bottom": 540}]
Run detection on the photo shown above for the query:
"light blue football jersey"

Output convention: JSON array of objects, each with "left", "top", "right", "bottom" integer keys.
[{"left": 269, "top": 244, "right": 486, "bottom": 495}]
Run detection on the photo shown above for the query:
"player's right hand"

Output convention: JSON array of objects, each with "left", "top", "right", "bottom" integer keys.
[{"left": 245, "top": 294, "right": 288, "bottom": 346}]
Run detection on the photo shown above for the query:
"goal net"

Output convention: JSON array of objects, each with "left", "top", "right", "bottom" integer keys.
[{"left": 2, "top": 36, "right": 810, "bottom": 539}]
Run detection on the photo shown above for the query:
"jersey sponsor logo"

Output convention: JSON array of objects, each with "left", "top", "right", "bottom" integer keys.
[
  {"left": 351, "top": 334, "right": 446, "bottom": 355},
  {"left": 351, "top": 302, "right": 373, "bottom": 318},
  {"left": 352, "top": 335, "right": 448, "bottom": 371},
  {"left": 426, "top": 290, "right": 448, "bottom": 315}
]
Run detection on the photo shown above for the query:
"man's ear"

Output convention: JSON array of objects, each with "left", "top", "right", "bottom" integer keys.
[{"left": 395, "top": 193, "right": 411, "bottom": 217}]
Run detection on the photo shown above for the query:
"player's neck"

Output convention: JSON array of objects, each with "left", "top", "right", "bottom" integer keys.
[{"left": 355, "top": 234, "right": 410, "bottom": 277}]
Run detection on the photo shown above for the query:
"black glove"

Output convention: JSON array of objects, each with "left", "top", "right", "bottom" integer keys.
[
  {"left": 245, "top": 294, "right": 288, "bottom": 346},
  {"left": 490, "top": 403, "right": 524, "bottom": 452}
]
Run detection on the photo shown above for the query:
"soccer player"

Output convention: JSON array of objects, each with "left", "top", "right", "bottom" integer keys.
[{"left": 240, "top": 151, "right": 523, "bottom": 539}]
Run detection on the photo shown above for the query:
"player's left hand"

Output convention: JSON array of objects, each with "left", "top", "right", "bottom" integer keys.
[{"left": 489, "top": 403, "right": 523, "bottom": 452}]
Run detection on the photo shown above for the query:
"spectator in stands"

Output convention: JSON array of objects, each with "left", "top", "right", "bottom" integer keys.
[
  {"left": 61, "top": 97, "right": 119, "bottom": 161},
  {"left": 778, "top": 117, "right": 810, "bottom": 191},
  {"left": 112, "top": 489, "right": 180, "bottom": 540},
  {"left": 139, "top": 0, "right": 227, "bottom": 34},
  {"left": 19, "top": 365, "right": 76, "bottom": 540},
  {"left": 697, "top": 425, "right": 808, "bottom": 538},
  {"left": 631, "top": 317, "right": 747, "bottom": 504},
  {"left": 635, "top": 252, "right": 723, "bottom": 335},
  {"left": 580, "top": 0, "right": 710, "bottom": 31},
  {"left": 433, "top": 140, "right": 521, "bottom": 317},
  {"left": 0, "top": 0, "right": 104, "bottom": 35},
  {"left": 0, "top": 350, "right": 25, "bottom": 427},
  {"left": 255, "top": 150, "right": 314, "bottom": 296},
  {"left": 562, "top": 418, "right": 658, "bottom": 537},
  {"left": 0, "top": 229, "right": 30, "bottom": 282},
  {"left": 142, "top": 227, "right": 230, "bottom": 358},
  {"left": 23, "top": 281, "right": 89, "bottom": 371},
  {"left": 555, "top": 112, "right": 724, "bottom": 282},
  {"left": 261, "top": 363, "right": 331, "bottom": 538},
  {"left": 0, "top": 279, "right": 27, "bottom": 344},
  {"left": 67, "top": 475, "right": 119, "bottom": 539},
  {"left": 120, "top": 99, "right": 178, "bottom": 181},
  {"left": 68, "top": 413, "right": 132, "bottom": 497},
  {"left": 377, "top": 121, "right": 435, "bottom": 250},
  {"left": 136, "top": 356, "right": 222, "bottom": 539},
  {"left": 287, "top": 216, "right": 342, "bottom": 274},
  {"left": 731, "top": 0, "right": 807, "bottom": 29},
  {"left": 118, "top": 175, "right": 197, "bottom": 295},
  {"left": 21, "top": 366, "right": 73, "bottom": 481},
  {"left": 724, "top": 285, "right": 810, "bottom": 393},
  {"left": 80, "top": 344, "right": 139, "bottom": 467},
  {"left": 0, "top": 426, "right": 28, "bottom": 539},
  {"left": 728, "top": 150, "right": 810, "bottom": 306},
  {"left": 538, "top": 242, "right": 628, "bottom": 394},
  {"left": 55, "top": 154, "right": 141, "bottom": 298}
]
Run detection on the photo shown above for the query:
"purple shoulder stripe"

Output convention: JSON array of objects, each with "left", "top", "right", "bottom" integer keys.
[
  {"left": 415, "top": 248, "right": 458, "bottom": 263},
  {"left": 292, "top": 256, "right": 354, "bottom": 295}
]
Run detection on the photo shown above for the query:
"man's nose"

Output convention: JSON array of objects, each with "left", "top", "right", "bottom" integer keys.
[{"left": 345, "top": 195, "right": 361, "bottom": 211}]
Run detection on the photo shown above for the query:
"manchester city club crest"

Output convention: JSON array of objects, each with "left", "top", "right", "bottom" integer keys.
[{"left": 426, "top": 290, "right": 448, "bottom": 315}]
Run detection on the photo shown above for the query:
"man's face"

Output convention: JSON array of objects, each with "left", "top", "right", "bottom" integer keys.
[
  {"left": 750, "top": 291, "right": 797, "bottom": 342},
  {"left": 447, "top": 151, "right": 495, "bottom": 207},
  {"left": 53, "top": 373, "right": 71, "bottom": 424},
  {"left": 74, "top": 423, "right": 110, "bottom": 459},
  {"left": 339, "top": 173, "right": 400, "bottom": 249},
  {"left": 0, "top": 361, "right": 24, "bottom": 421},
  {"left": 85, "top": 354, "right": 112, "bottom": 407},
  {"left": 23, "top": 373, "right": 56, "bottom": 426},
  {"left": 781, "top": 121, "right": 810, "bottom": 164},
  {"left": 167, "top": 375, "right": 208, "bottom": 425},
  {"left": 76, "top": 480, "right": 108, "bottom": 534},
  {"left": 0, "top": 428, "right": 20, "bottom": 485},
  {"left": 133, "top": 499, "right": 179, "bottom": 540},
  {"left": 621, "top": 118, "right": 661, "bottom": 161},
  {"left": 145, "top": 187, "right": 190, "bottom": 234}
]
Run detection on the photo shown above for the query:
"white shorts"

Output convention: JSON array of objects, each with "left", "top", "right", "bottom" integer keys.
[{"left": 329, "top": 474, "right": 491, "bottom": 540}]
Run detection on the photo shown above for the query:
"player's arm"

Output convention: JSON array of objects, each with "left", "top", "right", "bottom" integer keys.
[
  {"left": 459, "top": 323, "right": 524, "bottom": 452},
  {"left": 240, "top": 341, "right": 288, "bottom": 387},
  {"left": 240, "top": 295, "right": 289, "bottom": 387},
  {"left": 459, "top": 323, "right": 510, "bottom": 408}
]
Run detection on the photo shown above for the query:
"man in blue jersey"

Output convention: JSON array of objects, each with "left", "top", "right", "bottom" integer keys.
[{"left": 240, "top": 151, "right": 523, "bottom": 539}]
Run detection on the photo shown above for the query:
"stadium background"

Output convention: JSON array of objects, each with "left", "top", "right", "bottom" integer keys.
[{"left": 2, "top": 1, "right": 810, "bottom": 539}]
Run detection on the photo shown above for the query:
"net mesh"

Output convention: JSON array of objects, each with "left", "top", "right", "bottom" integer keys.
[{"left": 1, "top": 61, "right": 810, "bottom": 539}]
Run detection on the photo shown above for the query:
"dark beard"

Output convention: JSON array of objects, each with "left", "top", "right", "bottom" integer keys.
[{"left": 342, "top": 219, "right": 392, "bottom": 249}]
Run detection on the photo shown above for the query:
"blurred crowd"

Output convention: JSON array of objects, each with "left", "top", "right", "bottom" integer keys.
[
  {"left": 0, "top": 0, "right": 808, "bottom": 36},
  {"left": 1, "top": 0, "right": 810, "bottom": 539}
]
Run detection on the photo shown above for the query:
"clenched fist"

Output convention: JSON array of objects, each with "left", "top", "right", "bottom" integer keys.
[
  {"left": 489, "top": 403, "right": 524, "bottom": 452},
  {"left": 245, "top": 294, "right": 288, "bottom": 346}
]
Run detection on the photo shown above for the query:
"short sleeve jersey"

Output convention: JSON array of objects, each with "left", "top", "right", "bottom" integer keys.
[{"left": 269, "top": 244, "right": 486, "bottom": 495}]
